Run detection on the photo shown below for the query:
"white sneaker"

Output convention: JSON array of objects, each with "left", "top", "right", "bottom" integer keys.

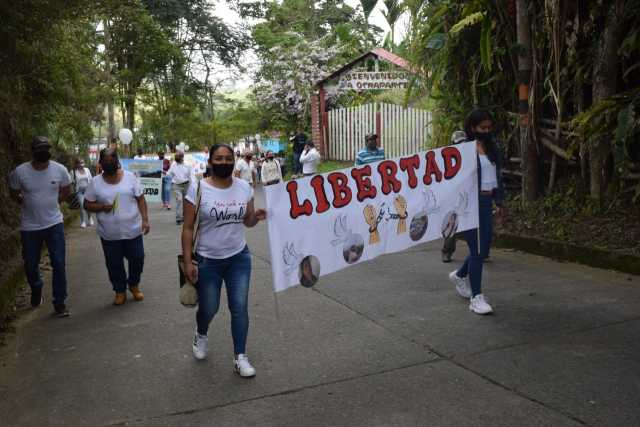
[
  {"left": 449, "top": 270, "right": 471, "bottom": 299},
  {"left": 234, "top": 354, "right": 256, "bottom": 378},
  {"left": 80, "top": 222, "right": 87, "bottom": 229},
  {"left": 89, "top": 218, "right": 94, "bottom": 226},
  {"left": 192, "top": 332, "right": 208, "bottom": 360},
  {"left": 469, "top": 294, "right": 493, "bottom": 315}
]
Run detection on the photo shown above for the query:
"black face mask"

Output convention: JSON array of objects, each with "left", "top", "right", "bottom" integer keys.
[
  {"left": 102, "top": 162, "right": 118, "bottom": 176},
  {"left": 33, "top": 151, "right": 51, "bottom": 163},
  {"left": 474, "top": 132, "right": 494, "bottom": 143},
  {"left": 211, "top": 163, "right": 234, "bottom": 178},
  {"left": 266, "top": 157, "right": 274, "bottom": 162},
  {"left": 366, "top": 141, "right": 377, "bottom": 150}
]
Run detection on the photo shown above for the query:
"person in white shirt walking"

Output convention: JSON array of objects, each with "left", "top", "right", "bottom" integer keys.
[
  {"left": 182, "top": 143, "right": 266, "bottom": 377},
  {"left": 70, "top": 158, "right": 94, "bottom": 228},
  {"left": 234, "top": 152, "right": 256, "bottom": 186},
  {"left": 84, "top": 148, "right": 150, "bottom": 306},
  {"left": 299, "top": 141, "right": 321, "bottom": 176},
  {"left": 167, "top": 151, "right": 195, "bottom": 224},
  {"left": 8, "top": 136, "right": 72, "bottom": 317},
  {"left": 260, "top": 151, "right": 282, "bottom": 185}
]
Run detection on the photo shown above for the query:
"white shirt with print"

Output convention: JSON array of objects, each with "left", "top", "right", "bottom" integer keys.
[
  {"left": 9, "top": 161, "right": 71, "bottom": 231},
  {"left": 84, "top": 171, "right": 143, "bottom": 241},
  {"left": 185, "top": 178, "right": 253, "bottom": 259}
]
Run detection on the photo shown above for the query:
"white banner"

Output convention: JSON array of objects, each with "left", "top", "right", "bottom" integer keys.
[
  {"left": 265, "top": 141, "right": 479, "bottom": 292},
  {"left": 120, "top": 159, "right": 162, "bottom": 203}
]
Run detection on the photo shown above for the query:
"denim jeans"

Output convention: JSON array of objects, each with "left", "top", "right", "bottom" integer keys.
[
  {"left": 21, "top": 222, "right": 67, "bottom": 305},
  {"left": 77, "top": 188, "right": 90, "bottom": 225},
  {"left": 100, "top": 235, "right": 145, "bottom": 293},
  {"left": 161, "top": 176, "right": 172, "bottom": 205},
  {"left": 293, "top": 152, "right": 302, "bottom": 175},
  {"left": 196, "top": 246, "right": 251, "bottom": 355},
  {"left": 457, "top": 194, "right": 494, "bottom": 296},
  {"left": 173, "top": 182, "right": 189, "bottom": 221}
]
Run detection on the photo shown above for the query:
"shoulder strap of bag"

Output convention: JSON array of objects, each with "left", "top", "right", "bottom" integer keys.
[{"left": 192, "top": 181, "right": 202, "bottom": 253}]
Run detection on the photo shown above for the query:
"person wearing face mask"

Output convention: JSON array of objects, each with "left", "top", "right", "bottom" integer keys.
[
  {"left": 167, "top": 151, "right": 196, "bottom": 225},
  {"left": 70, "top": 157, "right": 94, "bottom": 228},
  {"left": 355, "top": 133, "right": 385, "bottom": 166},
  {"left": 233, "top": 151, "right": 256, "bottom": 187},
  {"left": 84, "top": 148, "right": 150, "bottom": 305},
  {"left": 9, "top": 136, "right": 72, "bottom": 317},
  {"left": 299, "top": 141, "right": 321, "bottom": 176},
  {"left": 260, "top": 150, "right": 282, "bottom": 185},
  {"left": 447, "top": 109, "right": 505, "bottom": 315},
  {"left": 182, "top": 144, "right": 266, "bottom": 377}
]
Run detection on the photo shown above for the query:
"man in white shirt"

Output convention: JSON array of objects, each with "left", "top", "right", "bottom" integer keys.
[
  {"left": 167, "top": 151, "right": 195, "bottom": 224},
  {"left": 260, "top": 151, "right": 282, "bottom": 185},
  {"left": 234, "top": 152, "right": 256, "bottom": 186},
  {"left": 8, "top": 136, "right": 72, "bottom": 317},
  {"left": 299, "top": 141, "right": 321, "bottom": 176},
  {"left": 133, "top": 148, "right": 144, "bottom": 159}
]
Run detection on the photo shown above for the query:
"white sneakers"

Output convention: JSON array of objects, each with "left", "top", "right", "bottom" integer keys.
[
  {"left": 192, "top": 332, "right": 208, "bottom": 360},
  {"left": 448, "top": 270, "right": 471, "bottom": 299},
  {"left": 469, "top": 294, "right": 493, "bottom": 314},
  {"left": 234, "top": 354, "right": 256, "bottom": 378},
  {"left": 449, "top": 270, "right": 493, "bottom": 314},
  {"left": 80, "top": 222, "right": 87, "bottom": 228},
  {"left": 89, "top": 218, "right": 94, "bottom": 226},
  {"left": 191, "top": 333, "right": 256, "bottom": 378}
]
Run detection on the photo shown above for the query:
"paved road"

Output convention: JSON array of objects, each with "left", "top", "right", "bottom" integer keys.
[{"left": 1, "top": 187, "right": 639, "bottom": 426}]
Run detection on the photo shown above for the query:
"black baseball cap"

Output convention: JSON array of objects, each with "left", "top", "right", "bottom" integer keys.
[{"left": 31, "top": 136, "right": 51, "bottom": 151}]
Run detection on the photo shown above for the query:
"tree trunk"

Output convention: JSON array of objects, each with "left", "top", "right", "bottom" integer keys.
[
  {"left": 104, "top": 20, "right": 115, "bottom": 144},
  {"left": 590, "top": 2, "right": 622, "bottom": 203},
  {"left": 516, "top": 0, "right": 538, "bottom": 204}
]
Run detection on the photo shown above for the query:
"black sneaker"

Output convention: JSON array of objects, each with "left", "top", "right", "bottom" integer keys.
[
  {"left": 54, "top": 304, "right": 70, "bottom": 318},
  {"left": 31, "top": 287, "right": 43, "bottom": 307}
]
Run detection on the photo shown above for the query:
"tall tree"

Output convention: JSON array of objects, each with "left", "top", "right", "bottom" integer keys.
[{"left": 382, "top": 0, "right": 404, "bottom": 49}]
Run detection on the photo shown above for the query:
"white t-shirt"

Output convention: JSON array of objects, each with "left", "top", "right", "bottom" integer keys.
[
  {"left": 185, "top": 178, "right": 253, "bottom": 259},
  {"left": 167, "top": 162, "right": 194, "bottom": 184},
  {"left": 9, "top": 161, "right": 71, "bottom": 231},
  {"left": 84, "top": 171, "right": 144, "bottom": 241},
  {"left": 234, "top": 159, "right": 255, "bottom": 183},
  {"left": 300, "top": 148, "right": 321, "bottom": 174},
  {"left": 479, "top": 154, "right": 498, "bottom": 191},
  {"left": 71, "top": 167, "right": 92, "bottom": 190},
  {"left": 260, "top": 159, "right": 282, "bottom": 183}
]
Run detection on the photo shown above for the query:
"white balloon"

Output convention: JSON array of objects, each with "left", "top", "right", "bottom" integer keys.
[{"left": 118, "top": 128, "right": 133, "bottom": 145}]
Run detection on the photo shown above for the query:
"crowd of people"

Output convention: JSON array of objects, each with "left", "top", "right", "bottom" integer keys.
[{"left": 8, "top": 109, "right": 504, "bottom": 376}]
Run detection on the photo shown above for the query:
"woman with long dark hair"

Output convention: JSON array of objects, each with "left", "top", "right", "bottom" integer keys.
[
  {"left": 182, "top": 144, "right": 266, "bottom": 377},
  {"left": 448, "top": 109, "right": 505, "bottom": 314}
]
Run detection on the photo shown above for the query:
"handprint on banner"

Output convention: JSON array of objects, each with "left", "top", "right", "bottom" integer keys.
[
  {"left": 331, "top": 214, "right": 365, "bottom": 264},
  {"left": 282, "top": 242, "right": 304, "bottom": 276},
  {"left": 409, "top": 190, "right": 440, "bottom": 241},
  {"left": 441, "top": 191, "right": 470, "bottom": 239}
]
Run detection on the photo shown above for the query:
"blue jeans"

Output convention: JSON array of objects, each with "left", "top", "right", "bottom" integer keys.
[
  {"left": 196, "top": 246, "right": 251, "bottom": 354},
  {"left": 161, "top": 176, "right": 172, "bottom": 205},
  {"left": 100, "top": 235, "right": 145, "bottom": 293},
  {"left": 21, "top": 223, "right": 67, "bottom": 305},
  {"left": 457, "top": 194, "right": 493, "bottom": 297},
  {"left": 293, "top": 152, "right": 302, "bottom": 175},
  {"left": 77, "top": 188, "right": 90, "bottom": 225}
]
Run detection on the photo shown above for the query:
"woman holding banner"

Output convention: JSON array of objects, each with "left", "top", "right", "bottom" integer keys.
[
  {"left": 181, "top": 143, "right": 266, "bottom": 378},
  {"left": 448, "top": 109, "right": 505, "bottom": 315}
]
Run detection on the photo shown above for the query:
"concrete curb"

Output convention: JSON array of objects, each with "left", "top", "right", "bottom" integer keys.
[{"left": 494, "top": 231, "right": 640, "bottom": 276}]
